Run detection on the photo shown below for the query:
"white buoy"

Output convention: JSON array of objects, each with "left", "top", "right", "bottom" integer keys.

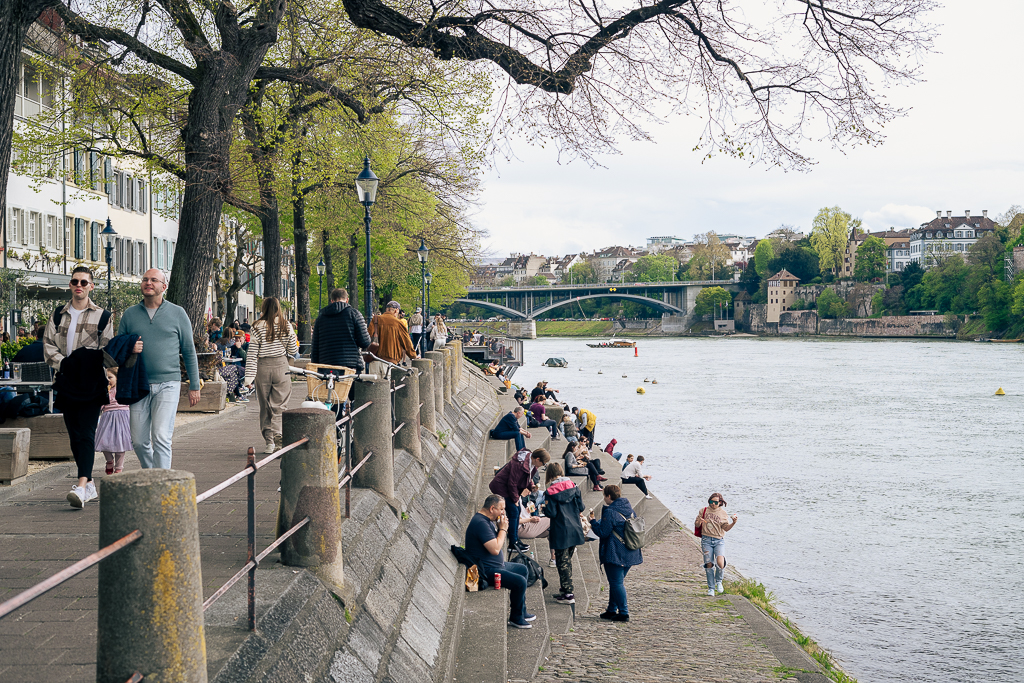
[
  {"left": 598, "top": 370, "right": 603, "bottom": 374},
  {"left": 644, "top": 378, "right": 650, "bottom": 383},
  {"left": 622, "top": 374, "right": 627, "bottom": 378}
]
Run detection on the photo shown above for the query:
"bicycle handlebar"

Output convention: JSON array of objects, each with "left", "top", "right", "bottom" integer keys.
[{"left": 288, "top": 367, "right": 378, "bottom": 381}]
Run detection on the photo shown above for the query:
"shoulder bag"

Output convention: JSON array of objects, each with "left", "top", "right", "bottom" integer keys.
[
  {"left": 694, "top": 507, "right": 707, "bottom": 538},
  {"left": 612, "top": 510, "right": 647, "bottom": 550}
]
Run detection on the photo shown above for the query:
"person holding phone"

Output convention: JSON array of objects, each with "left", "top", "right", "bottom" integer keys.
[
  {"left": 696, "top": 492, "right": 738, "bottom": 596},
  {"left": 589, "top": 485, "right": 643, "bottom": 621}
]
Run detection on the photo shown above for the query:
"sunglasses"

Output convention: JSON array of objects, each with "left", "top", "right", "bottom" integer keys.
[
  {"left": 708, "top": 500, "right": 721, "bottom": 505},
  {"left": 69, "top": 279, "right": 92, "bottom": 286}
]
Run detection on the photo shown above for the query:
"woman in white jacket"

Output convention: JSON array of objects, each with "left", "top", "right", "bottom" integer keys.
[{"left": 430, "top": 315, "right": 448, "bottom": 350}]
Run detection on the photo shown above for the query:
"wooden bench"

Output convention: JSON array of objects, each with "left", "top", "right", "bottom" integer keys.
[
  {"left": 0, "top": 428, "right": 31, "bottom": 485},
  {"left": 0, "top": 414, "right": 71, "bottom": 461}
]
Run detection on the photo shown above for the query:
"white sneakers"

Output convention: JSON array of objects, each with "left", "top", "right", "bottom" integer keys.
[
  {"left": 264, "top": 441, "right": 276, "bottom": 454},
  {"left": 645, "top": 494, "right": 653, "bottom": 499},
  {"left": 707, "top": 588, "right": 716, "bottom": 597},
  {"left": 67, "top": 481, "right": 98, "bottom": 509},
  {"left": 716, "top": 581, "right": 724, "bottom": 594}
]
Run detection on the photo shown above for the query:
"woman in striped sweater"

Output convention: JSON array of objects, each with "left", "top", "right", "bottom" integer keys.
[{"left": 243, "top": 297, "right": 299, "bottom": 453}]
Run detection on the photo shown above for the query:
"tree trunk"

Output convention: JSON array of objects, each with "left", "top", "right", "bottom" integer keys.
[
  {"left": 348, "top": 231, "right": 359, "bottom": 313},
  {"left": 0, "top": 2, "right": 54, "bottom": 232},
  {"left": 292, "top": 183, "right": 311, "bottom": 342},
  {"left": 322, "top": 229, "right": 334, "bottom": 291}
]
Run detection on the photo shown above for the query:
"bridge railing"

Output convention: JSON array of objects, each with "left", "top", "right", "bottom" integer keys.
[{"left": 466, "top": 278, "right": 736, "bottom": 291}]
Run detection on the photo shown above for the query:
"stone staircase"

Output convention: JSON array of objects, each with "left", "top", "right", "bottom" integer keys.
[{"left": 453, "top": 387, "right": 678, "bottom": 683}]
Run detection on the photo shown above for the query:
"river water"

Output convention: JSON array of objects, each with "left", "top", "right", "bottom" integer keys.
[{"left": 517, "top": 336, "right": 1024, "bottom": 683}]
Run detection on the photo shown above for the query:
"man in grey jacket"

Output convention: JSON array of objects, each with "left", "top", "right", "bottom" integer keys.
[{"left": 118, "top": 269, "right": 201, "bottom": 469}]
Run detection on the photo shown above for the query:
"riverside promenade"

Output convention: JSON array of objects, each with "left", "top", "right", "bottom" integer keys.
[{"left": 0, "top": 398, "right": 298, "bottom": 682}]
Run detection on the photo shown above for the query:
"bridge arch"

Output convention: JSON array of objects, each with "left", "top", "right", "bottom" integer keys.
[
  {"left": 453, "top": 299, "right": 529, "bottom": 320},
  {"left": 529, "top": 293, "right": 685, "bottom": 319}
]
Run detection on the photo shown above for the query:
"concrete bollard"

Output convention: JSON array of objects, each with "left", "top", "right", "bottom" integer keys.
[
  {"left": 97, "top": 469, "right": 206, "bottom": 683},
  {"left": 424, "top": 351, "right": 445, "bottom": 422},
  {"left": 278, "top": 408, "right": 344, "bottom": 588},
  {"left": 441, "top": 347, "right": 453, "bottom": 406},
  {"left": 350, "top": 377, "right": 395, "bottom": 499},
  {"left": 392, "top": 367, "right": 422, "bottom": 461},
  {"left": 412, "top": 358, "right": 436, "bottom": 433}
]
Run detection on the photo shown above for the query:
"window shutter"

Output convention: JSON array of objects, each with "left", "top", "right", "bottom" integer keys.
[
  {"left": 74, "top": 218, "right": 85, "bottom": 259},
  {"left": 139, "top": 180, "right": 147, "bottom": 213},
  {"left": 140, "top": 241, "right": 147, "bottom": 273},
  {"left": 89, "top": 152, "right": 99, "bottom": 190},
  {"left": 105, "top": 159, "right": 113, "bottom": 200},
  {"left": 118, "top": 173, "right": 125, "bottom": 208},
  {"left": 90, "top": 222, "right": 101, "bottom": 261}
]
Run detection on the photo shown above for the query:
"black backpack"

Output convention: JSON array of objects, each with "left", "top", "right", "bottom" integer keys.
[
  {"left": 52, "top": 305, "right": 112, "bottom": 334},
  {"left": 506, "top": 548, "right": 548, "bottom": 588}
]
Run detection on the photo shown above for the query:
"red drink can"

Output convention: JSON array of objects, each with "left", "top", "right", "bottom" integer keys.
[{"left": 494, "top": 573, "right": 501, "bottom": 590}]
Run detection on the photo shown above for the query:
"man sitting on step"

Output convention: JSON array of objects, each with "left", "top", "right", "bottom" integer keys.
[{"left": 464, "top": 495, "right": 537, "bottom": 629}]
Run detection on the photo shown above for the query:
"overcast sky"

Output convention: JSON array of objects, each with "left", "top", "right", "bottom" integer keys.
[{"left": 473, "top": 1, "right": 1024, "bottom": 259}]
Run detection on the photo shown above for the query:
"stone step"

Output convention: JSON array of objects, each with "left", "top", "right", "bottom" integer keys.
[{"left": 453, "top": 587, "right": 508, "bottom": 683}]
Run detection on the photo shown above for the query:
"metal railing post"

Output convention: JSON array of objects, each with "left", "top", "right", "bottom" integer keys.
[{"left": 97, "top": 470, "right": 207, "bottom": 683}]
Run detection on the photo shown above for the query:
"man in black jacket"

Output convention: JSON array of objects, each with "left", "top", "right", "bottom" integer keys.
[{"left": 311, "top": 288, "right": 371, "bottom": 371}]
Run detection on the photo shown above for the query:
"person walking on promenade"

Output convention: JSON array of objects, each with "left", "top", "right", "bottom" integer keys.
[
  {"left": 464, "top": 494, "right": 537, "bottom": 629},
  {"left": 490, "top": 406, "right": 531, "bottom": 451},
  {"left": 541, "top": 463, "right": 585, "bottom": 605},
  {"left": 118, "top": 269, "right": 201, "bottom": 469},
  {"left": 43, "top": 266, "right": 115, "bottom": 508},
  {"left": 96, "top": 369, "right": 132, "bottom": 475},
  {"left": 490, "top": 447, "right": 551, "bottom": 554},
  {"left": 696, "top": 493, "right": 738, "bottom": 596},
  {"left": 367, "top": 301, "right": 417, "bottom": 377},
  {"left": 242, "top": 297, "right": 299, "bottom": 453},
  {"left": 621, "top": 455, "right": 652, "bottom": 498},
  {"left": 589, "top": 484, "right": 643, "bottom": 621},
  {"left": 409, "top": 307, "right": 424, "bottom": 353},
  {"left": 311, "top": 288, "right": 371, "bottom": 372},
  {"left": 429, "top": 314, "right": 448, "bottom": 350}
]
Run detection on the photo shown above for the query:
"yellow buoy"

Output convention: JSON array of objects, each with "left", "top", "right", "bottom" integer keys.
[
  {"left": 636, "top": 387, "right": 645, "bottom": 394},
  {"left": 995, "top": 387, "right": 1005, "bottom": 395}
]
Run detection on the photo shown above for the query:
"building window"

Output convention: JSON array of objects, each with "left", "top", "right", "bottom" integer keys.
[{"left": 90, "top": 222, "right": 101, "bottom": 261}]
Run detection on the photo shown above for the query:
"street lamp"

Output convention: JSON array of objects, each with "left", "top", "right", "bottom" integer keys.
[
  {"left": 417, "top": 240, "right": 429, "bottom": 352},
  {"left": 354, "top": 156, "right": 379, "bottom": 320},
  {"left": 100, "top": 218, "right": 117, "bottom": 307},
  {"left": 316, "top": 258, "right": 325, "bottom": 311},
  {"left": 424, "top": 270, "right": 432, "bottom": 324}
]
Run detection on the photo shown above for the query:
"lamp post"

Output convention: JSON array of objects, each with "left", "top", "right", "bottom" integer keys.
[
  {"left": 354, "top": 157, "right": 379, "bottom": 320},
  {"left": 424, "top": 270, "right": 432, "bottom": 324},
  {"left": 417, "top": 240, "right": 428, "bottom": 352},
  {"left": 316, "top": 258, "right": 325, "bottom": 311},
  {"left": 100, "top": 218, "right": 117, "bottom": 307}
]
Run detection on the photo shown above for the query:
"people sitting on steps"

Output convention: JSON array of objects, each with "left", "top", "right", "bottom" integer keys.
[
  {"left": 489, "top": 448, "right": 551, "bottom": 556},
  {"left": 529, "top": 398, "right": 559, "bottom": 440},
  {"left": 621, "top": 454, "right": 653, "bottom": 499},
  {"left": 463, "top": 495, "right": 538, "bottom": 629},
  {"left": 489, "top": 406, "right": 531, "bottom": 451},
  {"left": 563, "top": 440, "right": 606, "bottom": 491}
]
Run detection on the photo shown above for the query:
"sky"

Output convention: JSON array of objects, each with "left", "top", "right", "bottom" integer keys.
[{"left": 473, "top": 0, "right": 1024, "bottom": 259}]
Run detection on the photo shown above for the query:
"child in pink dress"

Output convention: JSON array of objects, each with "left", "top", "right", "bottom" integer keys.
[{"left": 95, "top": 369, "right": 132, "bottom": 474}]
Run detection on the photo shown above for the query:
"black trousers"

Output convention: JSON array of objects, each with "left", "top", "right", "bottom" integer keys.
[
  {"left": 63, "top": 403, "right": 103, "bottom": 481},
  {"left": 621, "top": 476, "right": 649, "bottom": 495}
]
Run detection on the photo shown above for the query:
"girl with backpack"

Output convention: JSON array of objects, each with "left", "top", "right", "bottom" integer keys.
[
  {"left": 589, "top": 484, "right": 642, "bottom": 621},
  {"left": 541, "top": 463, "right": 585, "bottom": 605},
  {"left": 695, "top": 492, "right": 738, "bottom": 596}
]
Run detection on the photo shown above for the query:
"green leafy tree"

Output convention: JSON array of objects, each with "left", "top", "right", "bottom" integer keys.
[
  {"left": 739, "top": 261, "right": 761, "bottom": 296},
  {"left": 816, "top": 288, "right": 848, "bottom": 319},
  {"left": 693, "top": 286, "right": 732, "bottom": 316},
  {"left": 753, "top": 240, "right": 775, "bottom": 278},
  {"left": 525, "top": 275, "right": 550, "bottom": 286},
  {"left": 978, "top": 280, "right": 1012, "bottom": 331},
  {"left": 498, "top": 275, "right": 516, "bottom": 287},
  {"left": 628, "top": 254, "right": 677, "bottom": 282},
  {"left": 564, "top": 262, "right": 598, "bottom": 284},
  {"left": 854, "top": 236, "right": 887, "bottom": 281},
  {"left": 967, "top": 232, "right": 1006, "bottom": 278},
  {"left": 810, "top": 207, "right": 859, "bottom": 275},
  {"left": 767, "top": 247, "right": 820, "bottom": 283}
]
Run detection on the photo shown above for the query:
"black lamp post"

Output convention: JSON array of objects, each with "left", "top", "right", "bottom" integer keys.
[
  {"left": 417, "top": 240, "right": 428, "bottom": 351},
  {"left": 316, "top": 258, "right": 325, "bottom": 311},
  {"left": 355, "top": 157, "right": 379, "bottom": 320},
  {"left": 424, "top": 270, "right": 432, "bottom": 325},
  {"left": 100, "top": 218, "right": 117, "bottom": 307}
]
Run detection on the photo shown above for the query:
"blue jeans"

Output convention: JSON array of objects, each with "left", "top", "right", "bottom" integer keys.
[
  {"left": 701, "top": 536, "right": 725, "bottom": 589},
  {"left": 505, "top": 497, "right": 521, "bottom": 546},
  {"left": 604, "top": 563, "right": 631, "bottom": 615},
  {"left": 130, "top": 381, "right": 181, "bottom": 469},
  {"left": 496, "top": 561, "right": 529, "bottom": 621}
]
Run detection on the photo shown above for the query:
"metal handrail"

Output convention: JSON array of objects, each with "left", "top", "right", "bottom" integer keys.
[
  {"left": 338, "top": 450, "right": 374, "bottom": 489},
  {"left": 0, "top": 529, "right": 143, "bottom": 620}
]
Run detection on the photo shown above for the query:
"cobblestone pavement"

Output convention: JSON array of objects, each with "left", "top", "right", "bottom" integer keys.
[
  {"left": 533, "top": 527, "right": 787, "bottom": 683},
  {"left": 0, "top": 396, "right": 303, "bottom": 683}
]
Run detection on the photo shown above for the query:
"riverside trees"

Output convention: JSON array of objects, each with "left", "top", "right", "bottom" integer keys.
[{"left": 4, "top": 0, "right": 937, "bottom": 328}]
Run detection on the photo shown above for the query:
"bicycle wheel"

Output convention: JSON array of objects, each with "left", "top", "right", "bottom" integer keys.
[{"left": 311, "top": 382, "right": 341, "bottom": 407}]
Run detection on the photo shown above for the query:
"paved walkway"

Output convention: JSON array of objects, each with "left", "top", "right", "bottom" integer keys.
[
  {"left": 533, "top": 527, "right": 795, "bottom": 683},
  {"left": 0, "top": 396, "right": 303, "bottom": 683}
]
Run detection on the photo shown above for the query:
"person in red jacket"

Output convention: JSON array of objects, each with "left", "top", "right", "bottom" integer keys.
[{"left": 490, "top": 447, "right": 551, "bottom": 553}]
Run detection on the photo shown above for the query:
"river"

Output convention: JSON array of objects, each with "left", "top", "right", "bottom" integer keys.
[{"left": 516, "top": 336, "right": 1024, "bottom": 683}]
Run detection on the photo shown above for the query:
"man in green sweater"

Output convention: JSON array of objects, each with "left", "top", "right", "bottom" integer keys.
[{"left": 118, "top": 268, "right": 201, "bottom": 469}]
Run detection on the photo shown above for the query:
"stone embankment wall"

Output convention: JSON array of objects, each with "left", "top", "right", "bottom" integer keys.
[
  {"left": 208, "top": 365, "right": 500, "bottom": 683},
  {"left": 746, "top": 304, "right": 955, "bottom": 338}
]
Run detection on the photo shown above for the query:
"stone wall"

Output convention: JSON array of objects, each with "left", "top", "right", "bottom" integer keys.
[
  {"left": 778, "top": 310, "right": 819, "bottom": 335},
  {"left": 208, "top": 367, "right": 501, "bottom": 683},
  {"left": 818, "top": 316, "right": 954, "bottom": 337}
]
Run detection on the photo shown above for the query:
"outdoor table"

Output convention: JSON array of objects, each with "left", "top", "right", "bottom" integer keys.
[{"left": 0, "top": 380, "right": 55, "bottom": 413}]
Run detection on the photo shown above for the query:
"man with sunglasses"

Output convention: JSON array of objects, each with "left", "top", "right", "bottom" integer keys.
[{"left": 44, "top": 266, "right": 115, "bottom": 508}]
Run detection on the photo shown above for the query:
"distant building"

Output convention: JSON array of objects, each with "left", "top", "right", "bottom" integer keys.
[
  {"left": 765, "top": 228, "right": 805, "bottom": 242},
  {"left": 591, "top": 246, "right": 642, "bottom": 282},
  {"left": 908, "top": 210, "right": 996, "bottom": 268},
  {"left": 841, "top": 228, "right": 912, "bottom": 279},
  {"left": 766, "top": 269, "right": 800, "bottom": 323},
  {"left": 886, "top": 241, "right": 912, "bottom": 273},
  {"left": 511, "top": 253, "right": 546, "bottom": 283},
  {"left": 646, "top": 236, "right": 686, "bottom": 253}
]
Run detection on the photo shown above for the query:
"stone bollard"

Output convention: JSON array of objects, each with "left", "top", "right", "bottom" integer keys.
[
  {"left": 412, "top": 358, "right": 436, "bottom": 433},
  {"left": 97, "top": 470, "right": 206, "bottom": 683},
  {"left": 441, "top": 347, "right": 453, "bottom": 405},
  {"left": 392, "top": 367, "right": 422, "bottom": 461},
  {"left": 278, "top": 408, "right": 344, "bottom": 588},
  {"left": 448, "top": 340, "right": 462, "bottom": 388},
  {"left": 424, "top": 351, "right": 445, "bottom": 422},
  {"left": 350, "top": 377, "right": 395, "bottom": 499}
]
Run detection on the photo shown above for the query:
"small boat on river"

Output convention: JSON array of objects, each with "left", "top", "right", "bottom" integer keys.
[
  {"left": 543, "top": 357, "right": 569, "bottom": 367},
  {"left": 586, "top": 338, "right": 635, "bottom": 349}
]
